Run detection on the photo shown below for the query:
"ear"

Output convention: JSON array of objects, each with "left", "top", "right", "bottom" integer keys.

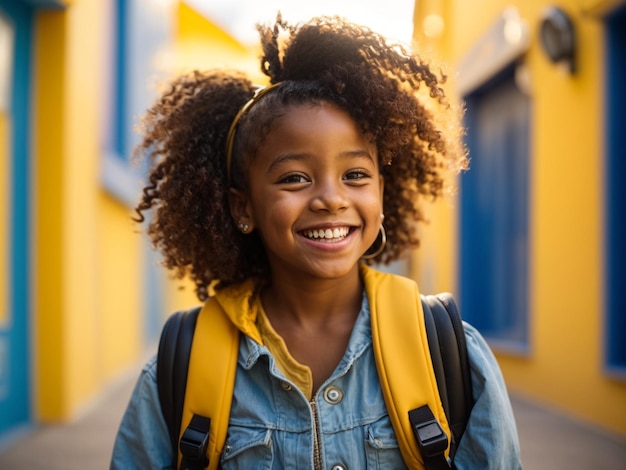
[
  {"left": 229, "top": 188, "right": 255, "bottom": 233},
  {"left": 378, "top": 173, "right": 385, "bottom": 205}
]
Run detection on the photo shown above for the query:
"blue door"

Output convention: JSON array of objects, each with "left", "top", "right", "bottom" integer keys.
[
  {"left": 0, "top": 0, "right": 32, "bottom": 439},
  {"left": 459, "top": 65, "right": 530, "bottom": 350},
  {"left": 605, "top": 5, "right": 626, "bottom": 375}
]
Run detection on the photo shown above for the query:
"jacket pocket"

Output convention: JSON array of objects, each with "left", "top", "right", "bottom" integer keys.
[
  {"left": 220, "top": 426, "right": 274, "bottom": 469},
  {"left": 365, "top": 417, "right": 407, "bottom": 469}
]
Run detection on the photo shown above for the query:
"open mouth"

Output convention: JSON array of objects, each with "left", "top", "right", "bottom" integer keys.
[{"left": 302, "top": 226, "right": 351, "bottom": 242}]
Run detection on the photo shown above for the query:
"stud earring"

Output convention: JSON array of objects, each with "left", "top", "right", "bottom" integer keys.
[{"left": 238, "top": 221, "right": 250, "bottom": 233}]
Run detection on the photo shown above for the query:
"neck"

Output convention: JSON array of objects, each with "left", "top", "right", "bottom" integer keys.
[{"left": 261, "top": 266, "right": 363, "bottom": 329}]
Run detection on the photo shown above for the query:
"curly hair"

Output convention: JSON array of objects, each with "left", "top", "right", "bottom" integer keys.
[{"left": 134, "top": 14, "right": 468, "bottom": 301}]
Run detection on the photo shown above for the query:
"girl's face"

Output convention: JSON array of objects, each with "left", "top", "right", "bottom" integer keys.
[{"left": 232, "top": 102, "right": 384, "bottom": 282}]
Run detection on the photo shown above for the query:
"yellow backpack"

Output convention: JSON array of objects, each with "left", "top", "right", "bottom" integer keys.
[{"left": 157, "top": 270, "right": 472, "bottom": 470}]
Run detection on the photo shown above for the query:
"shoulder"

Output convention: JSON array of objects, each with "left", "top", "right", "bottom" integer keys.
[
  {"left": 125, "top": 355, "right": 160, "bottom": 409},
  {"left": 142, "top": 354, "right": 158, "bottom": 379},
  {"left": 127, "top": 354, "right": 159, "bottom": 392},
  {"left": 462, "top": 322, "right": 507, "bottom": 384},
  {"left": 453, "top": 322, "right": 523, "bottom": 469},
  {"left": 111, "top": 355, "right": 174, "bottom": 469}
]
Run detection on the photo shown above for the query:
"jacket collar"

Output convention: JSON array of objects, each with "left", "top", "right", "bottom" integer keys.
[{"left": 212, "top": 264, "right": 382, "bottom": 345}]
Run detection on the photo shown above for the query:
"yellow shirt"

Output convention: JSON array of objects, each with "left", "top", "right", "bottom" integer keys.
[{"left": 255, "top": 299, "right": 315, "bottom": 400}]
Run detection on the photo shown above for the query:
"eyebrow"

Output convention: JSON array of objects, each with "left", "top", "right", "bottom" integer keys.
[{"left": 267, "top": 150, "right": 376, "bottom": 174}]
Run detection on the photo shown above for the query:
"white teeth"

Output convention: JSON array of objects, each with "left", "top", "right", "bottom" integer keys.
[{"left": 304, "top": 227, "right": 349, "bottom": 240}]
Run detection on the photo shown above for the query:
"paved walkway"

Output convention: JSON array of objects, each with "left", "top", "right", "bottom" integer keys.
[{"left": 0, "top": 369, "right": 624, "bottom": 469}]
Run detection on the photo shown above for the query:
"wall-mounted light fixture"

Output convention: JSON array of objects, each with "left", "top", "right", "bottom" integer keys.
[
  {"left": 0, "top": 13, "right": 14, "bottom": 112},
  {"left": 539, "top": 6, "right": 576, "bottom": 73}
]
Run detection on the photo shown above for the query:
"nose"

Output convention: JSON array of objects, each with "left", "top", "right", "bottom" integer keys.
[{"left": 310, "top": 177, "right": 348, "bottom": 213}]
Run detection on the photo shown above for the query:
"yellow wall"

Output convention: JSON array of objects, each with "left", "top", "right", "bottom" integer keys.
[
  {"left": 175, "top": 2, "right": 265, "bottom": 81},
  {"left": 33, "top": 9, "right": 68, "bottom": 419},
  {"left": 413, "top": 0, "right": 626, "bottom": 435},
  {"left": 33, "top": 0, "right": 145, "bottom": 421},
  {"left": 97, "top": 194, "right": 143, "bottom": 379}
]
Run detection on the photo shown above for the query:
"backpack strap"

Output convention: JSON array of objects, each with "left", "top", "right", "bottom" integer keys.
[
  {"left": 157, "top": 300, "right": 239, "bottom": 470},
  {"left": 157, "top": 306, "right": 202, "bottom": 464},
  {"left": 181, "top": 299, "right": 239, "bottom": 470},
  {"left": 365, "top": 269, "right": 452, "bottom": 469},
  {"left": 421, "top": 293, "right": 473, "bottom": 461}
]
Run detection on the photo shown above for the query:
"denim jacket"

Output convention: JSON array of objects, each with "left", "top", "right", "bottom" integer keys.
[{"left": 111, "top": 294, "right": 522, "bottom": 469}]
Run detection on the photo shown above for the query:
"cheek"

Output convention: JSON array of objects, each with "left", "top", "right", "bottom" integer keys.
[
  {"left": 358, "top": 191, "right": 385, "bottom": 240},
  {"left": 250, "top": 196, "right": 297, "bottom": 232},
  {"left": 364, "top": 186, "right": 384, "bottom": 217}
]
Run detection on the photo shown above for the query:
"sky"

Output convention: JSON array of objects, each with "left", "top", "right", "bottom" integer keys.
[{"left": 183, "top": 0, "right": 416, "bottom": 46}]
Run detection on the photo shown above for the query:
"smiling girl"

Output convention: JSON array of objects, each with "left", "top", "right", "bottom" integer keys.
[{"left": 111, "top": 14, "right": 522, "bottom": 470}]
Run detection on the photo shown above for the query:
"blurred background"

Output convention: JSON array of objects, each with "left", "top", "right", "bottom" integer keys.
[{"left": 0, "top": 0, "right": 624, "bottom": 466}]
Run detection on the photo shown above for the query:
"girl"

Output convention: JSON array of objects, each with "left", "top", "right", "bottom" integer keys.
[{"left": 111, "top": 14, "right": 522, "bottom": 470}]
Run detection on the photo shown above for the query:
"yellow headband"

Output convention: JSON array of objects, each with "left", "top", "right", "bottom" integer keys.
[{"left": 225, "top": 82, "right": 283, "bottom": 183}]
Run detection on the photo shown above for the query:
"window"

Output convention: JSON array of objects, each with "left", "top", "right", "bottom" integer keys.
[
  {"left": 459, "top": 64, "right": 530, "bottom": 351},
  {"left": 101, "top": 0, "right": 138, "bottom": 206}
]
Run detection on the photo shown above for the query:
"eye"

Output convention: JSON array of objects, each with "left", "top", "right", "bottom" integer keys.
[
  {"left": 277, "top": 173, "right": 310, "bottom": 185},
  {"left": 344, "top": 169, "right": 371, "bottom": 182}
]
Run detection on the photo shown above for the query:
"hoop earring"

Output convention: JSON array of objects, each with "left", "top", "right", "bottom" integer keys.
[{"left": 361, "top": 224, "right": 387, "bottom": 260}]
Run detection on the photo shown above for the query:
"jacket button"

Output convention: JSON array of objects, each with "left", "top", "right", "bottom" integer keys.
[
  {"left": 280, "top": 381, "right": 292, "bottom": 391},
  {"left": 331, "top": 465, "right": 346, "bottom": 470},
  {"left": 323, "top": 386, "right": 344, "bottom": 404}
]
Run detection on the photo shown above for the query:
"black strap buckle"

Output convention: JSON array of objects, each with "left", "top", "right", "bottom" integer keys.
[
  {"left": 409, "top": 405, "right": 449, "bottom": 458},
  {"left": 180, "top": 414, "right": 211, "bottom": 469}
]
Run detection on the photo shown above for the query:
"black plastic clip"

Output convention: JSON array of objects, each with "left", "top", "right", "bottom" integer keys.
[
  {"left": 180, "top": 414, "right": 211, "bottom": 469},
  {"left": 409, "top": 405, "right": 450, "bottom": 468}
]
